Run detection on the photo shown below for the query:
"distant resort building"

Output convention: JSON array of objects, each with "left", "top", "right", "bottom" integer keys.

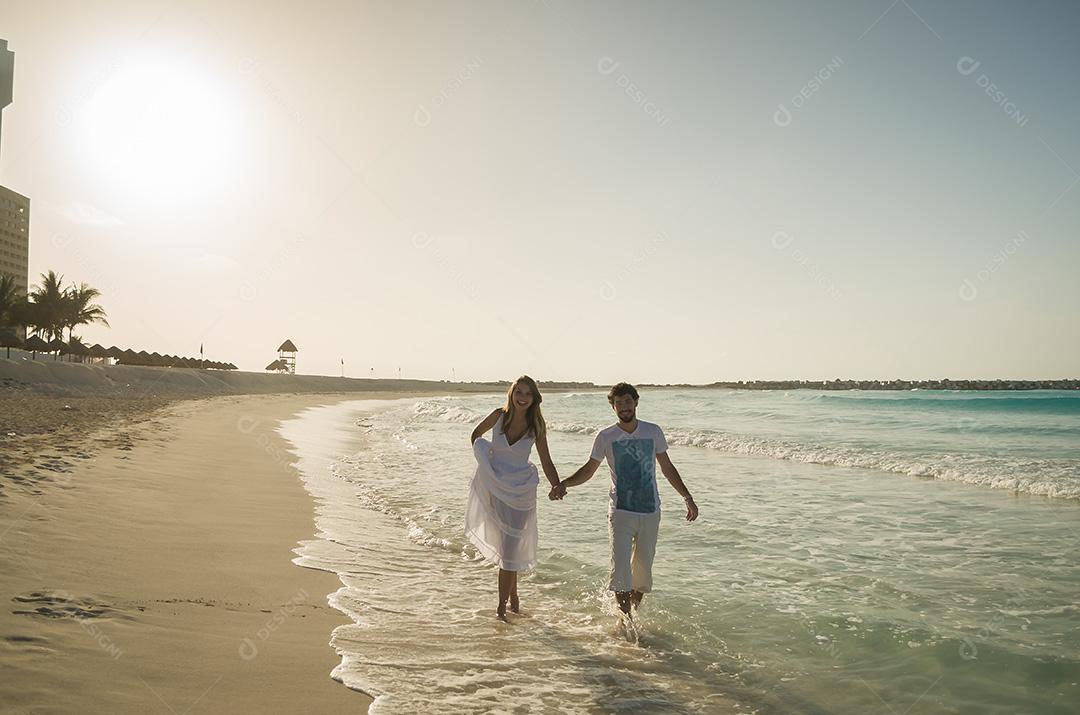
[
  {"left": 0, "top": 40, "right": 13, "bottom": 152},
  {"left": 0, "top": 39, "right": 29, "bottom": 342},
  {"left": 0, "top": 185, "right": 29, "bottom": 297}
]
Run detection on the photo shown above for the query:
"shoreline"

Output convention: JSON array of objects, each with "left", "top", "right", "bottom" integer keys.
[
  {"left": 0, "top": 356, "right": 592, "bottom": 399},
  {"left": 274, "top": 396, "right": 424, "bottom": 704},
  {"left": 4, "top": 356, "right": 1074, "bottom": 397},
  {"left": 0, "top": 391, "right": 441, "bottom": 713}
]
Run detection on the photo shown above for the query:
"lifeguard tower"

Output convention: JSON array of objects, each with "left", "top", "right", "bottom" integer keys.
[{"left": 276, "top": 339, "right": 298, "bottom": 374}]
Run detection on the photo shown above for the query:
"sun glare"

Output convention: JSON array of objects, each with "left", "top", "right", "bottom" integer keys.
[{"left": 74, "top": 56, "right": 241, "bottom": 208}]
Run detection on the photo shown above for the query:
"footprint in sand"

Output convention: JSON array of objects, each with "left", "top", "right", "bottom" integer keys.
[{"left": 11, "top": 591, "right": 133, "bottom": 621}]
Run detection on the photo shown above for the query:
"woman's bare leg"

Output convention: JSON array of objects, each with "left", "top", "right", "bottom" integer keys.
[
  {"left": 509, "top": 571, "right": 520, "bottom": 613},
  {"left": 497, "top": 568, "right": 512, "bottom": 620}
]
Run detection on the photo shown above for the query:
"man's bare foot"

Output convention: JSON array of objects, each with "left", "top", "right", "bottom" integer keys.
[{"left": 613, "top": 614, "right": 640, "bottom": 642}]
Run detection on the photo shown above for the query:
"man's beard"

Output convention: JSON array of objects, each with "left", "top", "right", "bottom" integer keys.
[{"left": 618, "top": 411, "right": 635, "bottom": 423}]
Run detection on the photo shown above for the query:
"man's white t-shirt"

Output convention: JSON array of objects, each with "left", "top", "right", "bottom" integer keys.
[{"left": 590, "top": 420, "right": 669, "bottom": 515}]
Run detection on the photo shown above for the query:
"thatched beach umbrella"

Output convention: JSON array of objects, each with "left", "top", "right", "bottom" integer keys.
[
  {"left": 66, "top": 339, "right": 90, "bottom": 364},
  {"left": 119, "top": 348, "right": 138, "bottom": 365},
  {"left": 0, "top": 331, "right": 24, "bottom": 359},
  {"left": 47, "top": 338, "right": 66, "bottom": 360},
  {"left": 87, "top": 343, "right": 109, "bottom": 366},
  {"left": 24, "top": 334, "right": 49, "bottom": 359},
  {"left": 106, "top": 345, "right": 123, "bottom": 358}
]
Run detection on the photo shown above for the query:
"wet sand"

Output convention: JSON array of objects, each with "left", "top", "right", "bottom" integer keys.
[{"left": 0, "top": 392, "right": 384, "bottom": 713}]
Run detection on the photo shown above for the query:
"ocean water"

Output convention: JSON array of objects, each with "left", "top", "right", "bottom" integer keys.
[{"left": 278, "top": 389, "right": 1080, "bottom": 714}]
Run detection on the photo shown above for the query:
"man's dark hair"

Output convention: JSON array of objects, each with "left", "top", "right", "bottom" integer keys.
[{"left": 607, "top": 382, "right": 639, "bottom": 405}]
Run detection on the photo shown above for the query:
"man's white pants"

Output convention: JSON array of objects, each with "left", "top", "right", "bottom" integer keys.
[{"left": 608, "top": 509, "right": 660, "bottom": 593}]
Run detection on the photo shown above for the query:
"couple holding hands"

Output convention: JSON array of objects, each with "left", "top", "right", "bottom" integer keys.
[{"left": 466, "top": 377, "right": 699, "bottom": 622}]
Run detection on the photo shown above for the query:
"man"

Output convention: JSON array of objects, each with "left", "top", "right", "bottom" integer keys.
[{"left": 551, "top": 382, "right": 698, "bottom": 617}]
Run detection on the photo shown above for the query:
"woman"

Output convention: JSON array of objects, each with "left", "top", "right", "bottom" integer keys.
[{"left": 467, "top": 375, "right": 561, "bottom": 620}]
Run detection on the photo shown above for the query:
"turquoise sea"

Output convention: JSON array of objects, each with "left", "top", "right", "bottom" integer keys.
[{"left": 279, "top": 389, "right": 1080, "bottom": 714}]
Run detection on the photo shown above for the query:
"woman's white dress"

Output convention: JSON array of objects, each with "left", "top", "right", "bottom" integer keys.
[{"left": 465, "top": 413, "right": 539, "bottom": 572}]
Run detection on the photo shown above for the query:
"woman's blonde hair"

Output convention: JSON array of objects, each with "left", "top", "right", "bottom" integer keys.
[{"left": 502, "top": 375, "right": 546, "bottom": 439}]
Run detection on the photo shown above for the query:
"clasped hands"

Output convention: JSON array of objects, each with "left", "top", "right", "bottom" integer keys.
[{"left": 547, "top": 480, "right": 567, "bottom": 501}]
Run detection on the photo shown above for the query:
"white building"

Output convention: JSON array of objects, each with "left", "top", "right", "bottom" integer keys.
[{"left": 0, "top": 39, "right": 29, "bottom": 342}]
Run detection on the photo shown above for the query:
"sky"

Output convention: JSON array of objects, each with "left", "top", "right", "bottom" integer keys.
[{"left": 0, "top": 0, "right": 1077, "bottom": 384}]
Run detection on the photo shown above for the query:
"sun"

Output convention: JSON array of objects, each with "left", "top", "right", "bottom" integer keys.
[{"left": 73, "top": 54, "right": 242, "bottom": 209}]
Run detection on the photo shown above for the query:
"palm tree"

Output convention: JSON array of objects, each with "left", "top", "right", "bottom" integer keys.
[
  {"left": 15, "top": 272, "right": 111, "bottom": 360},
  {"left": 0, "top": 275, "right": 25, "bottom": 357},
  {"left": 15, "top": 300, "right": 44, "bottom": 338},
  {"left": 62, "top": 282, "right": 110, "bottom": 342},
  {"left": 28, "top": 270, "right": 68, "bottom": 342},
  {"left": 0, "top": 274, "right": 19, "bottom": 327}
]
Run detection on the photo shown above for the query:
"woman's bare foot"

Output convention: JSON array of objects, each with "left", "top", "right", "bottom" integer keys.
[
  {"left": 496, "top": 603, "right": 509, "bottom": 622},
  {"left": 510, "top": 593, "right": 520, "bottom": 614}
]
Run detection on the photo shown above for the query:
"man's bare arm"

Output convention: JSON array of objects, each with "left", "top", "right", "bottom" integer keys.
[
  {"left": 549, "top": 457, "right": 601, "bottom": 499},
  {"left": 561, "top": 458, "right": 601, "bottom": 488},
  {"left": 657, "top": 451, "right": 699, "bottom": 521}
]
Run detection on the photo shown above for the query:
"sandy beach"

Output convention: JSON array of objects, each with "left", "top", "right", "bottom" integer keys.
[
  {"left": 1, "top": 372, "right": 1077, "bottom": 712},
  {"left": 0, "top": 381, "right": 423, "bottom": 713}
]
